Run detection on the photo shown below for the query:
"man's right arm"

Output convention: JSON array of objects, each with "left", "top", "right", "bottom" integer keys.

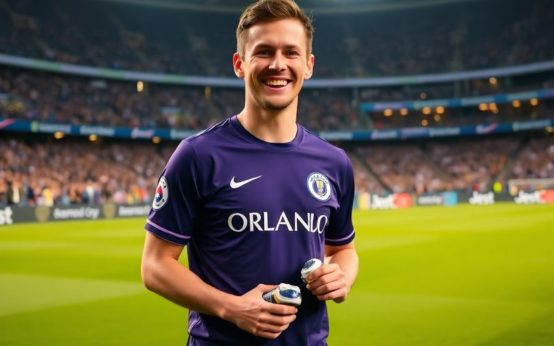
[{"left": 141, "top": 232, "right": 297, "bottom": 339}]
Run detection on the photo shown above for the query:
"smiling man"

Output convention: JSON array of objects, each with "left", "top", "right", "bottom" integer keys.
[{"left": 141, "top": 1, "right": 359, "bottom": 345}]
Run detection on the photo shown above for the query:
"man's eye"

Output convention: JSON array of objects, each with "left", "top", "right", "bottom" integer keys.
[
  {"left": 257, "top": 50, "right": 271, "bottom": 56},
  {"left": 287, "top": 50, "right": 300, "bottom": 57}
]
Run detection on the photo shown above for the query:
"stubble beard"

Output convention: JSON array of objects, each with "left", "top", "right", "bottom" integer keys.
[
  {"left": 260, "top": 98, "right": 296, "bottom": 112},
  {"left": 247, "top": 78, "right": 300, "bottom": 113}
]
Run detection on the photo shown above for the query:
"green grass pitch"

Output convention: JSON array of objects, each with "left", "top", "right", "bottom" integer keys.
[{"left": 1, "top": 203, "right": 553, "bottom": 345}]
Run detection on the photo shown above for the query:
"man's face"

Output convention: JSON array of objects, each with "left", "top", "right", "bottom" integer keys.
[{"left": 233, "top": 18, "right": 314, "bottom": 112}]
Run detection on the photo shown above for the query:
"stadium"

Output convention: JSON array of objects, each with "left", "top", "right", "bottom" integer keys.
[{"left": 1, "top": 0, "right": 553, "bottom": 344}]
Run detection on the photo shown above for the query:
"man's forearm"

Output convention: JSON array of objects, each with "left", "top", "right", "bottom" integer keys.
[
  {"left": 141, "top": 233, "right": 298, "bottom": 339},
  {"left": 141, "top": 232, "right": 239, "bottom": 319},
  {"left": 325, "top": 244, "right": 359, "bottom": 291},
  {"left": 142, "top": 251, "right": 235, "bottom": 319}
]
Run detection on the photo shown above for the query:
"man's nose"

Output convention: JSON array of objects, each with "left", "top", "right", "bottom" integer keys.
[{"left": 269, "top": 52, "right": 286, "bottom": 71}]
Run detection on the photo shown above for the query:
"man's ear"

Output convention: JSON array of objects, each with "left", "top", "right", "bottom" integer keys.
[
  {"left": 233, "top": 53, "right": 244, "bottom": 79},
  {"left": 305, "top": 54, "right": 315, "bottom": 80}
]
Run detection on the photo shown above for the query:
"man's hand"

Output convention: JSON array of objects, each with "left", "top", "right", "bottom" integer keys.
[
  {"left": 305, "top": 263, "right": 350, "bottom": 303},
  {"left": 222, "top": 284, "right": 298, "bottom": 339},
  {"left": 305, "top": 242, "right": 358, "bottom": 303}
]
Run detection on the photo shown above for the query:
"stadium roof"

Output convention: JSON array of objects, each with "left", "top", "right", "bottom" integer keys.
[{"left": 96, "top": 0, "right": 482, "bottom": 14}]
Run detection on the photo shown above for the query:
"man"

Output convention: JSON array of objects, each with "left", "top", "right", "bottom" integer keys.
[{"left": 141, "top": 0, "right": 359, "bottom": 344}]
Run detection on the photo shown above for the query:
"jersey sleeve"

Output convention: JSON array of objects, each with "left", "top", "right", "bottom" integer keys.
[
  {"left": 325, "top": 152, "right": 355, "bottom": 246},
  {"left": 145, "top": 140, "right": 201, "bottom": 245}
]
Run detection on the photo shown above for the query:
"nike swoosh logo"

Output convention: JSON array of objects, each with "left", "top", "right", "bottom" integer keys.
[{"left": 230, "top": 175, "right": 262, "bottom": 189}]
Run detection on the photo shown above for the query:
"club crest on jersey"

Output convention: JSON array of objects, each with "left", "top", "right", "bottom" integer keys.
[
  {"left": 152, "top": 176, "right": 168, "bottom": 210},
  {"left": 307, "top": 172, "right": 331, "bottom": 201}
]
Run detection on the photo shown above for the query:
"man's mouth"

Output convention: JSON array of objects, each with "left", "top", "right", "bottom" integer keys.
[{"left": 263, "top": 79, "right": 290, "bottom": 88}]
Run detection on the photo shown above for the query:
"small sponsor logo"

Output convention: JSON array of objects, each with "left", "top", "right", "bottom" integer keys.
[
  {"left": 514, "top": 191, "right": 541, "bottom": 204},
  {"left": 227, "top": 211, "right": 328, "bottom": 233},
  {"left": 468, "top": 191, "right": 495, "bottom": 205},
  {"left": 52, "top": 207, "right": 100, "bottom": 220},
  {"left": 307, "top": 172, "right": 331, "bottom": 201},
  {"left": 103, "top": 203, "right": 117, "bottom": 219},
  {"left": 34, "top": 206, "right": 51, "bottom": 222},
  {"left": 370, "top": 193, "right": 413, "bottom": 209},
  {"left": 476, "top": 123, "right": 498, "bottom": 134},
  {"left": 394, "top": 193, "right": 412, "bottom": 208},
  {"left": 118, "top": 205, "right": 151, "bottom": 217},
  {"left": 417, "top": 195, "right": 444, "bottom": 206},
  {"left": 541, "top": 190, "right": 554, "bottom": 204},
  {"left": 152, "top": 177, "right": 169, "bottom": 210},
  {"left": 0, "top": 207, "right": 14, "bottom": 225},
  {"left": 371, "top": 195, "right": 394, "bottom": 209},
  {"left": 230, "top": 175, "right": 262, "bottom": 189}
]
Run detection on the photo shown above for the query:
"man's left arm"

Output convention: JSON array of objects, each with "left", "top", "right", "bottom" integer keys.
[{"left": 305, "top": 242, "right": 359, "bottom": 303}]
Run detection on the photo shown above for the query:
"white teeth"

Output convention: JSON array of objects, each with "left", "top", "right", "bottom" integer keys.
[{"left": 265, "top": 80, "right": 288, "bottom": 86}]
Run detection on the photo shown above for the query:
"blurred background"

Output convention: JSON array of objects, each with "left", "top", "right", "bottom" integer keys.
[
  {"left": 0, "top": 0, "right": 553, "bottom": 345},
  {"left": 1, "top": 0, "right": 553, "bottom": 208}
]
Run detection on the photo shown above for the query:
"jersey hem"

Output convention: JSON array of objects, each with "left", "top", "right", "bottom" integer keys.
[
  {"left": 325, "top": 230, "right": 355, "bottom": 246},
  {"left": 145, "top": 222, "right": 189, "bottom": 246}
]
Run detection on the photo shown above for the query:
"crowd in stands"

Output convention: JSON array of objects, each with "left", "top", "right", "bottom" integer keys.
[
  {"left": 2, "top": 134, "right": 553, "bottom": 207},
  {"left": 1, "top": 0, "right": 553, "bottom": 207},
  {"left": 349, "top": 156, "right": 387, "bottom": 195},
  {"left": 368, "top": 100, "right": 554, "bottom": 130},
  {"left": 0, "top": 67, "right": 364, "bottom": 131},
  {"left": 1, "top": 0, "right": 553, "bottom": 133},
  {"left": 0, "top": 137, "right": 174, "bottom": 207},
  {"left": 355, "top": 144, "right": 448, "bottom": 194},
  {"left": 350, "top": 136, "right": 550, "bottom": 194},
  {"left": 0, "top": 67, "right": 225, "bottom": 130},
  {"left": 510, "top": 136, "right": 554, "bottom": 180},
  {"left": 2, "top": 66, "right": 552, "bottom": 132},
  {"left": 0, "top": 0, "right": 553, "bottom": 78},
  {"left": 427, "top": 139, "right": 520, "bottom": 192},
  {"left": 359, "top": 70, "right": 554, "bottom": 102}
]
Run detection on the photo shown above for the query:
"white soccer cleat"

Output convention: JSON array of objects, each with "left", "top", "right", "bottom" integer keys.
[
  {"left": 262, "top": 283, "right": 302, "bottom": 307},
  {"left": 301, "top": 258, "right": 322, "bottom": 283}
]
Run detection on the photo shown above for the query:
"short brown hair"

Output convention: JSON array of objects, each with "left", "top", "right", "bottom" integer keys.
[{"left": 236, "top": 0, "right": 314, "bottom": 57}]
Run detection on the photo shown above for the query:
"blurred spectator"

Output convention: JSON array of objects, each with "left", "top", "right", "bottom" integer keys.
[
  {"left": 2, "top": 66, "right": 552, "bottom": 132},
  {"left": 2, "top": 134, "right": 552, "bottom": 204},
  {"left": 427, "top": 138, "right": 519, "bottom": 192},
  {"left": 0, "top": 136, "right": 176, "bottom": 206},
  {"left": 356, "top": 144, "right": 449, "bottom": 194},
  {"left": 510, "top": 136, "right": 554, "bottom": 180},
  {"left": 0, "top": 67, "right": 365, "bottom": 131}
]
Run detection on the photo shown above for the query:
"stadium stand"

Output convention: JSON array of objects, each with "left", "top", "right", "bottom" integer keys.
[
  {"left": 0, "top": 66, "right": 365, "bottom": 131},
  {"left": 509, "top": 136, "right": 554, "bottom": 180},
  {"left": 0, "top": 135, "right": 175, "bottom": 207},
  {"left": 2, "top": 132, "right": 552, "bottom": 207},
  {"left": 0, "top": 0, "right": 553, "bottom": 77},
  {"left": 426, "top": 138, "right": 520, "bottom": 192},
  {"left": 355, "top": 144, "right": 449, "bottom": 194},
  {"left": 0, "top": 0, "right": 553, "bottom": 206},
  {"left": 1, "top": 66, "right": 552, "bottom": 131}
]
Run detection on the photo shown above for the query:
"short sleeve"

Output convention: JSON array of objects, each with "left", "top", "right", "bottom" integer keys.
[
  {"left": 325, "top": 152, "right": 355, "bottom": 246},
  {"left": 145, "top": 140, "right": 201, "bottom": 245}
]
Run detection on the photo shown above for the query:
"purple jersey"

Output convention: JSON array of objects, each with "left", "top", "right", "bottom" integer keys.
[{"left": 145, "top": 116, "right": 355, "bottom": 345}]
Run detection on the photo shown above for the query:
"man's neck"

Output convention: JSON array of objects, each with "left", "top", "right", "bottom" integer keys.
[{"left": 237, "top": 103, "right": 298, "bottom": 143}]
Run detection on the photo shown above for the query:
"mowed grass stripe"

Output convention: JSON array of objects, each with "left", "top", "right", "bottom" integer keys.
[
  {"left": 481, "top": 309, "right": 554, "bottom": 345},
  {"left": 355, "top": 206, "right": 554, "bottom": 304},
  {"left": 0, "top": 203, "right": 553, "bottom": 345},
  {"left": 0, "top": 273, "right": 143, "bottom": 317},
  {"left": 353, "top": 203, "right": 554, "bottom": 233},
  {"left": 0, "top": 219, "right": 146, "bottom": 282},
  {"left": 328, "top": 292, "right": 552, "bottom": 346},
  {"left": 0, "top": 292, "right": 187, "bottom": 346}
]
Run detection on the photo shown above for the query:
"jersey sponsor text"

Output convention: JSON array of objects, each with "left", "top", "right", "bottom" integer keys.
[{"left": 227, "top": 211, "right": 328, "bottom": 233}]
